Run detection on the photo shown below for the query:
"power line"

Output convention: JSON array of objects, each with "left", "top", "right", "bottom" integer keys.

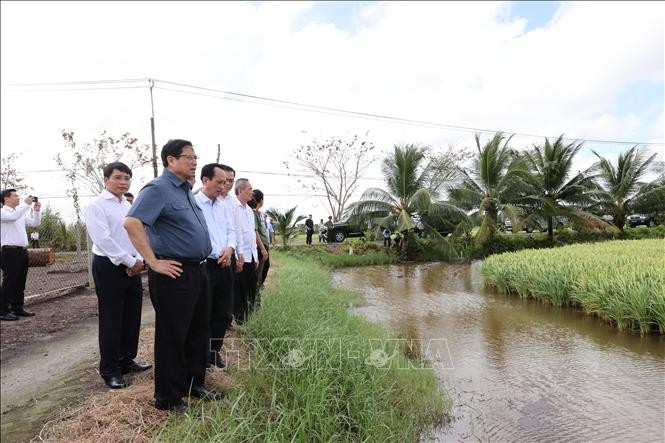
[
  {"left": 2, "top": 77, "right": 662, "bottom": 146},
  {"left": 152, "top": 78, "right": 665, "bottom": 146}
]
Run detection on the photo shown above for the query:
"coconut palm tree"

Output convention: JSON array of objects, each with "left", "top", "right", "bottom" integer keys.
[
  {"left": 265, "top": 206, "right": 306, "bottom": 248},
  {"left": 518, "top": 135, "right": 605, "bottom": 241},
  {"left": 348, "top": 143, "right": 468, "bottom": 254},
  {"left": 449, "top": 132, "right": 529, "bottom": 245},
  {"left": 591, "top": 146, "right": 663, "bottom": 232}
]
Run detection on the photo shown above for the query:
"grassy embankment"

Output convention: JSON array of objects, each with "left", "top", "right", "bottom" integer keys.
[
  {"left": 481, "top": 239, "right": 665, "bottom": 334},
  {"left": 156, "top": 252, "right": 448, "bottom": 441}
]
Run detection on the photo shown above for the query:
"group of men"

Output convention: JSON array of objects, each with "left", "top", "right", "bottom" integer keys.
[
  {"left": 0, "top": 138, "right": 274, "bottom": 415},
  {"left": 305, "top": 215, "right": 333, "bottom": 245}
]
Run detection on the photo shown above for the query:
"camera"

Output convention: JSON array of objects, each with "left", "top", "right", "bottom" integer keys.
[{"left": 32, "top": 196, "right": 38, "bottom": 203}]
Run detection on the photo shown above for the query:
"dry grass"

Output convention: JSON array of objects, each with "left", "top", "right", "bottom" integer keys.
[{"left": 35, "top": 326, "right": 243, "bottom": 442}]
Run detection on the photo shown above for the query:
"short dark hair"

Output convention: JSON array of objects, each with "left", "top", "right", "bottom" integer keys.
[
  {"left": 103, "top": 161, "right": 132, "bottom": 179},
  {"left": 200, "top": 163, "right": 223, "bottom": 181},
  {"left": 252, "top": 189, "right": 264, "bottom": 203},
  {"left": 124, "top": 192, "right": 134, "bottom": 198},
  {"left": 2, "top": 188, "right": 17, "bottom": 204},
  {"left": 218, "top": 164, "right": 235, "bottom": 176},
  {"left": 161, "top": 139, "right": 192, "bottom": 167}
]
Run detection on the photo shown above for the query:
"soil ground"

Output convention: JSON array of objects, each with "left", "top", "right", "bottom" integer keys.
[{"left": 0, "top": 276, "right": 154, "bottom": 443}]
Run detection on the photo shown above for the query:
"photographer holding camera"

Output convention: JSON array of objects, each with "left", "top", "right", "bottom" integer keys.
[{"left": 1, "top": 189, "right": 42, "bottom": 321}]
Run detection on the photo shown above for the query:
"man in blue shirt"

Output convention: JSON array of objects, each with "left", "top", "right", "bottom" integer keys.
[{"left": 124, "top": 139, "right": 222, "bottom": 414}]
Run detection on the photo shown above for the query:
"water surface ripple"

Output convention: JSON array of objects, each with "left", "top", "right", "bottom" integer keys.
[{"left": 332, "top": 262, "right": 665, "bottom": 442}]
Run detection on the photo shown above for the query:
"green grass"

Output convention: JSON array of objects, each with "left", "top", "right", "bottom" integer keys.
[
  {"left": 283, "top": 242, "right": 399, "bottom": 268},
  {"left": 481, "top": 239, "right": 665, "bottom": 334},
  {"left": 156, "top": 252, "right": 448, "bottom": 442}
]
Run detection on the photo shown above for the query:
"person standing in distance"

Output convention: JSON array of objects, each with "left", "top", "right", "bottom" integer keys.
[
  {"left": 124, "top": 139, "right": 223, "bottom": 415},
  {"left": 84, "top": 162, "right": 151, "bottom": 389},
  {"left": 1, "top": 189, "right": 42, "bottom": 321},
  {"left": 305, "top": 214, "right": 314, "bottom": 245},
  {"left": 195, "top": 163, "right": 236, "bottom": 369}
]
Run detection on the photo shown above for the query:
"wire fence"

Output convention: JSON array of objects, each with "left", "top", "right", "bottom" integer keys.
[{"left": 24, "top": 220, "right": 92, "bottom": 303}]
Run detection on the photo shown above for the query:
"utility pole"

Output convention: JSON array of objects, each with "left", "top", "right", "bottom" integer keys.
[
  {"left": 149, "top": 79, "right": 158, "bottom": 178},
  {"left": 216, "top": 144, "right": 221, "bottom": 163}
]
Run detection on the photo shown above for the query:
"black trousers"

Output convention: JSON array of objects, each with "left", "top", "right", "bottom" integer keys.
[
  {"left": 91, "top": 255, "right": 143, "bottom": 377},
  {"left": 306, "top": 230, "right": 313, "bottom": 245},
  {"left": 257, "top": 245, "right": 270, "bottom": 287},
  {"left": 148, "top": 263, "right": 210, "bottom": 403},
  {"left": 206, "top": 260, "right": 233, "bottom": 359},
  {"left": 234, "top": 259, "right": 257, "bottom": 324},
  {"left": 0, "top": 247, "right": 29, "bottom": 314}
]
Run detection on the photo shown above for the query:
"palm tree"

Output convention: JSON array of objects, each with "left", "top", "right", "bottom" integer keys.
[
  {"left": 591, "top": 146, "right": 663, "bottom": 232},
  {"left": 348, "top": 143, "right": 467, "bottom": 254},
  {"left": 265, "top": 207, "right": 306, "bottom": 248},
  {"left": 519, "top": 135, "right": 604, "bottom": 241},
  {"left": 449, "top": 132, "right": 529, "bottom": 245}
]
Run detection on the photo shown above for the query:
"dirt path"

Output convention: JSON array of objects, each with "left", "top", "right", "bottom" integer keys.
[{"left": 0, "top": 277, "right": 155, "bottom": 443}]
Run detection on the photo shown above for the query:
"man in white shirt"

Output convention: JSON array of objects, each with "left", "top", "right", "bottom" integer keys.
[
  {"left": 30, "top": 231, "right": 40, "bottom": 248},
  {"left": 233, "top": 178, "right": 258, "bottom": 324},
  {"left": 195, "top": 163, "right": 237, "bottom": 369},
  {"left": 1, "top": 189, "right": 41, "bottom": 321},
  {"left": 84, "top": 162, "right": 151, "bottom": 389}
]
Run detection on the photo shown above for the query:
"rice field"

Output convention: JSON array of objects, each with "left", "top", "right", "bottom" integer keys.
[{"left": 481, "top": 239, "right": 665, "bottom": 334}]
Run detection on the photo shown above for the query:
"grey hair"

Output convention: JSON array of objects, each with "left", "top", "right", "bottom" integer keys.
[{"left": 234, "top": 178, "right": 250, "bottom": 195}]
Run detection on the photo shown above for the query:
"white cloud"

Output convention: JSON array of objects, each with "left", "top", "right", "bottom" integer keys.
[{"left": 1, "top": 1, "right": 663, "bottom": 222}]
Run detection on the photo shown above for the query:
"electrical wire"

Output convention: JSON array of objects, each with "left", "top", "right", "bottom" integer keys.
[{"left": 2, "top": 77, "right": 661, "bottom": 146}]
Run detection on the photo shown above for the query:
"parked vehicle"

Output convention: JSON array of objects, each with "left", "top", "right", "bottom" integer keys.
[
  {"left": 329, "top": 219, "right": 368, "bottom": 242},
  {"left": 627, "top": 214, "right": 656, "bottom": 228}
]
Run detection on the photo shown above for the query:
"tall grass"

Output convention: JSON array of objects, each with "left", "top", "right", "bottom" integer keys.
[
  {"left": 481, "top": 239, "right": 665, "bottom": 334},
  {"left": 156, "top": 252, "right": 447, "bottom": 441}
]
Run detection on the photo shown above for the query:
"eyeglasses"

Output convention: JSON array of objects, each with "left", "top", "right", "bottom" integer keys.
[{"left": 175, "top": 154, "right": 199, "bottom": 161}]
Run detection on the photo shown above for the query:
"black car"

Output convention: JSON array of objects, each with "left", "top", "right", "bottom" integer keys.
[
  {"left": 628, "top": 214, "right": 656, "bottom": 228},
  {"left": 328, "top": 219, "right": 367, "bottom": 242}
]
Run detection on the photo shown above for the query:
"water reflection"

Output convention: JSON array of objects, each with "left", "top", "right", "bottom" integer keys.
[{"left": 332, "top": 262, "right": 665, "bottom": 442}]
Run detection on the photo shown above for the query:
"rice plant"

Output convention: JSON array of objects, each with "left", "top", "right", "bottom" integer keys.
[{"left": 481, "top": 239, "right": 665, "bottom": 334}]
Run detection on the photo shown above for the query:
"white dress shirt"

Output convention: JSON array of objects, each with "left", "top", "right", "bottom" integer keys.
[
  {"left": 194, "top": 191, "right": 237, "bottom": 259},
  {"left": 84, "top": 189, "right": 141, "bottom": 267},
  {"left": 221, "top": 193, "right": 245, "bottom": 258},
  {"left": 0, "top": 203, "right": 41, "bottom": 247},
  {"left": 234, "top": 199, "right": 258, "bottom": 263}
]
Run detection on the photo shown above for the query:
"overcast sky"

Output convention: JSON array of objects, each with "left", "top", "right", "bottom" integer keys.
[{"left": 1, "top": 1, "right": 663, "bottom": 222}]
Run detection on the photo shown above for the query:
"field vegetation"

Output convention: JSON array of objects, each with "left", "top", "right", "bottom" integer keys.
[{"left": 481, "top": 239, "right": 665, "bottom": 334}]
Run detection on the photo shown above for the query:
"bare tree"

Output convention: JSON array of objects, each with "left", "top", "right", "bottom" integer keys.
[
  {"left": 56, "top": 130, "right": 152, "bottom": 257},
  {"left": 1, "top": 152, "right": 29, "bottom": 193},
  {"left": 285, "top": 131, "right": 377, "bottom": 221},
  {"left": 56, "top": 130, "right": 152, "bottom": 196}
]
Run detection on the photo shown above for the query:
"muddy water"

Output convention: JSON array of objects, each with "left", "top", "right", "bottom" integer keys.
[{"left": 332, "top": 262, "right": 665, "bottom": 442}]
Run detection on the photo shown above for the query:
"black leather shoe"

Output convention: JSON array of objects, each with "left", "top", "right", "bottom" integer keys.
[
  {"left": 0, "top": 313, "right": 20, "bottom": 321},
  {"left": 11, "top": 308, "right": 35, "bottom": 317},
  {"left": 189, "top": 385, "right": 224, "bottom": 401},
  {"left": 103, "top": 375, "right": 128, "bottom": 389},
  {"left": 155, "top": 399, "right": 187, "bottom": 415},
  {"left": 121, "top": 361, "right": 152, "bottom": 374},
  {"left": 209, "top": 353, "right": 226, "bottom": 369}
]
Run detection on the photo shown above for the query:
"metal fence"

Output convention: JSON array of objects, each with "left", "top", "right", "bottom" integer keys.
[{"left": 23, "top": 221, "right": 92, "bottom": 303}]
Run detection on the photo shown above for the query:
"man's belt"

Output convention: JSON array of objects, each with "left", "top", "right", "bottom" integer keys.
[
  {"left": 156, "top": 256, "right": 206, "bottom": 267},
  {"left": 1, "top": 245, "right": 27, "bottom": 250}
]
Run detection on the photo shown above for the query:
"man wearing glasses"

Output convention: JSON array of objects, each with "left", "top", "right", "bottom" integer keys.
[{"left": 124, "top": 139, "right": 223, "bottom": 414}]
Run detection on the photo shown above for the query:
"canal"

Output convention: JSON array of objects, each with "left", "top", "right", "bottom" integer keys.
[{"left": 332, "top": 261, "right": 665, "bottom": 442}]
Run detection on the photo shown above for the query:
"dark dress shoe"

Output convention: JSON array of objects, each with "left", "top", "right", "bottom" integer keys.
[
  {"left": 0, "top": 313, "right": 20, "bottom": 321},
  {"left": 155, "top": 399, "right": 187, "bottom": 415},
  {"left": 103, "top": 375, "right": 128, "bottom": 389},
  {"left": 209, "top": 353, "right": 226, "bottom": 369},
  {"left": 189, "top": 385, "right": 224, "bottom": 401},
  {"left": 11, "top": 308, "right": 35, "bottom": 317},
  {"left": 121, "top": 361, "right": 152, "bottom": 374}
]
